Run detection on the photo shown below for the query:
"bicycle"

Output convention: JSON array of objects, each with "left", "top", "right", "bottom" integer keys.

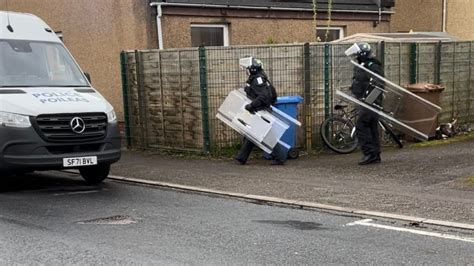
[{"left": 320, "top": 103, "right": 403, "bottom": 154}]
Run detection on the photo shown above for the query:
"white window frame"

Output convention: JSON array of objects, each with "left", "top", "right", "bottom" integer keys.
[
  {"left": 316, "top": 26, "right": 345, "bottom": 41},
  {"left": 190, "top": 24, "right": 229, "bottom": 46}
]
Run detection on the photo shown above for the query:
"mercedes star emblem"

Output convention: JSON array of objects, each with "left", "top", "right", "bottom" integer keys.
[{"left": 70, "top": 117, "right": 86, "bottom": 134}]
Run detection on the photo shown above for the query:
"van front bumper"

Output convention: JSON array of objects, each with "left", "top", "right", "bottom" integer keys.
[{"left": 0, "top": 123, "right": 121, "bottom": 171}]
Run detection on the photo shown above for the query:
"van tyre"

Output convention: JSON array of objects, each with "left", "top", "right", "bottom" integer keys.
[{"left": 79, "top": 164, "right": 110, "bottom": 185}]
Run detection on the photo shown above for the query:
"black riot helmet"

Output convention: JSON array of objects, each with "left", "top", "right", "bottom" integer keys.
[
  {"left": 344, "top": 42, "right": 373, "bottom": 62},
  {"left": 239, "top": 56, "right": 263, "bottom": 75},
  {"left": 248, "top": 58, "right": 263, "bottom": 75}
]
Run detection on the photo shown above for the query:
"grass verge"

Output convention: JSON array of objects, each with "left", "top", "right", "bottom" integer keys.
[
  {"left": 409, "top": 131, "right": 474, "bottom": 148},
  {"left": 466, "top": 176, "right": 474, "bottom": 186}
]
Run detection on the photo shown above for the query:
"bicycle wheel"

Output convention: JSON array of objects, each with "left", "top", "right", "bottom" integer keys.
[
  {"left": 379, "top": 120, "right": 403, "bottom": 148},
  {"left": 320, "top": 116, "right": 358, "bottom": 154}
]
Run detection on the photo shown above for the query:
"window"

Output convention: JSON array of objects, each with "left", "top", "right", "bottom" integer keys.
[
  {"left": 0, "top": 40, "right": 88, "bottom": 87},
  {"left": 316, "top": 27, "right": 344, "bottom": 42},
  {"left": 191, "top": 24, "right": 229, "bottom": 47}
]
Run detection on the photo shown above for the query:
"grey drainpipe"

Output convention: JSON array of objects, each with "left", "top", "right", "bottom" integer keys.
[
  {"left": 150, "top": 2, "right": 394, "bottom": 14},
  {"left": 442, "top": 0, "right": 447, "bottom": 32},
  {"left": 150, "top": 2, "right": 164, "bottom": 50},
  {"left": 157, "top": 4, "right": 164, "bottom": 50}
]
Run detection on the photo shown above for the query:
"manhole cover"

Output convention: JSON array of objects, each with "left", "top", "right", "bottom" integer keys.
[{"left": 77, "top": 215, "right": 137, "bottom": 225}]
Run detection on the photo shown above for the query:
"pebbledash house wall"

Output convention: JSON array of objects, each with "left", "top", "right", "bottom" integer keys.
[
  {"left": 391, "top": 0, "right": 474, "bottom": 41},
  {"left": 390, "top": 0, "right": 444, "bottom": 33},
  {"left": 446, "top": 0, "right": 474, "bottom": 40},
  {"left": 159, "top": 6, "right": 391, "bottom": 48},
  {"left": 1, "top": 0, "right": 158, "bottom": 120}
]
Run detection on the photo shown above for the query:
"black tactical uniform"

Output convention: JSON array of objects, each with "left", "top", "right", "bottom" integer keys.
[
  {"left": 348, "top": 43, "right": 384, "bottom": 165},
  {"left": 235, "top": 64, "right": 286, "bottom": 165}
]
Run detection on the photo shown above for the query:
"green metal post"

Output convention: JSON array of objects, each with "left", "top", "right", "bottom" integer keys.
[
  {"left": 303, "top": 43, "right": 312, "bottom": 151},
  {"left": 452, "top": 43, "right": 456, "bottom": 118},
  {"left": 436, "top": 41, "right": 442, "bottom": 84},
  {"left": 410, "top": 43, "right": 418, "bottom": 84},
  {"left": 324, "top": 44, "right": 331, "bottom": 119},
  {"left": 469, "top": 42, "right": 473, "bottom": 123},
  {"left": 379, "top": 41, "right": 386, "bottom": 68},
  {"left": 119, "top": 51, "right": 132, "bottom": 148},
  {"left": 199, "top": 46, "right": 211, "bottom": 153},
  {"left": 134, "top": 50, "right": 148, "bottom": 148}
]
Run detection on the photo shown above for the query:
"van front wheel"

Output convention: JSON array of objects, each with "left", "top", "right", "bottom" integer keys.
[{"left": 79, "top": 164, "right": 110, "bottom": 185}]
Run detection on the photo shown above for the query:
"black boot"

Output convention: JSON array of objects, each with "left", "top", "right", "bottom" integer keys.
[
  {"left": 234, "top": 158, "right": 246, "bottom": 165},
  {"left": 358, "top": 154, "right": 380, "bottom": 165}
]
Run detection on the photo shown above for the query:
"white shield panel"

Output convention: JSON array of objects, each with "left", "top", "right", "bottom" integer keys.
[
  {"left": 216, "top": 89, "right": 301, "bottom": 153},
  {"left": 337, "top": 61, "right": 442, "bottom": 141}
]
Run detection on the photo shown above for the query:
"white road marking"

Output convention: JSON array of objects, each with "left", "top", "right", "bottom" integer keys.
[
  {"left": 346, "top": 219, "right": 474, "bottom": 243},
  {"left": 346, "top": 219, "right": 373, "bottom": 226},
  {"left": 53, "top": 190, "right": 99, "bottom": 196}
]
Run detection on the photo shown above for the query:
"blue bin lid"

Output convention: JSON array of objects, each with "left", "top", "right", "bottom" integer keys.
[{"left": 276, "top": 95, "right": 303, "bottom": 104}]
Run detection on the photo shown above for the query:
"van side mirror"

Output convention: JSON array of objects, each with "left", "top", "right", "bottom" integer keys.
[{"left": 84, "top": 72, "right": 91, "bottom": 83}]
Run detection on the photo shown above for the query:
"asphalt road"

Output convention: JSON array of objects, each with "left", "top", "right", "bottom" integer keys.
[{"left": 0, "top": 171, "right": 473, "bottom": 264}]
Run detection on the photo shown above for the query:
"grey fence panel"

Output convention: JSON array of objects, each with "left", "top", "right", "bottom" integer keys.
[
  {"left": 270, "top": 45, "right": 305, "bottom": 149},
  {"left": 417, "top": 43, "right": 438, "bottom": 84},
  {"left": 440, "top": 42, "right": 457, "bottom": 123},
  {"left": 452, "top": 42, "right": 472, "bottom": 124},
  {"left": 385, "top": 43, "right": 412, "bottom": 86},
  {"left": 308, "top": 44, "right": 326, "bottom": 149},
  {"left": 384, "top": 42, "right": 401, "bottom": 83},
  {"left": 438, "top": 42, "right": 474, "bottom": 124}
]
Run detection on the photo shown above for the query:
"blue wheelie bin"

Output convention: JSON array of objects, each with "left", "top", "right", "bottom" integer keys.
[
  {"left": 275, "top": 96, "right": 303, "bottom": 159},
  {"left": 263, "top": 95, "right": 303, "bottom": 159}
]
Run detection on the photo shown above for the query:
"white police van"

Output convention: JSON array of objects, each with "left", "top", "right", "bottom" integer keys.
[{"left": 0, "top": 11, "right": 121, "bottom": 184}]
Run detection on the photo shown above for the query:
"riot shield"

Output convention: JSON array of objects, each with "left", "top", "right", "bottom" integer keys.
[
  {"left": 336, "top": 60, "right": 442, "bottom": 141},
  {"left": 216, "top": 89, "right": 301, "bottom": 154}
]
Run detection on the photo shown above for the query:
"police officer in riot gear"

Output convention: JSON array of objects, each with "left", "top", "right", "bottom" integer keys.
[
  {"left": 345, "top": 42, "right": 384, "bottom": 165},
  {"left": 234, "top": 57, "right": 286, "bottom": 165}
]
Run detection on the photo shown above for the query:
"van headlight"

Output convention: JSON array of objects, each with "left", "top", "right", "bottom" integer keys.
[
  {"left": 107, "top": 110, "right": 117, "bottom": 123},
  {"left": 0, "top": 112, "right": 32, "bottom": 128}
]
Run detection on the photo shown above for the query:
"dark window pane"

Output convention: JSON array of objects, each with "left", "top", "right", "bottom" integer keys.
[
  {"left": 191, "top": 27, "right": 224, "bottom": 47},
  {"left": 316, "top": 29, "right": 342, "bottom": 42}
]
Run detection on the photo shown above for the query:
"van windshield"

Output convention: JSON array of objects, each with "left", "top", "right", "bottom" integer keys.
[{"left": 0, "top": 39, "right": 88, "bottom": 87}]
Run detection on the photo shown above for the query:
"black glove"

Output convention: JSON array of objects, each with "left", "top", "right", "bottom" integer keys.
[{"left": 245, "top": 104, "right": 255, "bottom": 114}]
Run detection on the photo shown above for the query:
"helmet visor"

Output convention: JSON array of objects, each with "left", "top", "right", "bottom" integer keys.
[
  {"left": 239, "top": 57, "right": 253, "bottom": 70},
  {"left": 344, "top": 43, "right": 361, "bottom": 57}
]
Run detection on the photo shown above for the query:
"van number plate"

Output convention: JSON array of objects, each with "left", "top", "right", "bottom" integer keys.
[{"left": 63, "top": 156, "right": 98, "bottom": 167}]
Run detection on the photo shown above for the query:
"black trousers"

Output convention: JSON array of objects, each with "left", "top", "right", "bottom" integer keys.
[
  {"left": 356, "top": 106, "right": 380, "bottom": 156},
  {"left": 235, "top": 138, "right": 287, "bottom": 164}
]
